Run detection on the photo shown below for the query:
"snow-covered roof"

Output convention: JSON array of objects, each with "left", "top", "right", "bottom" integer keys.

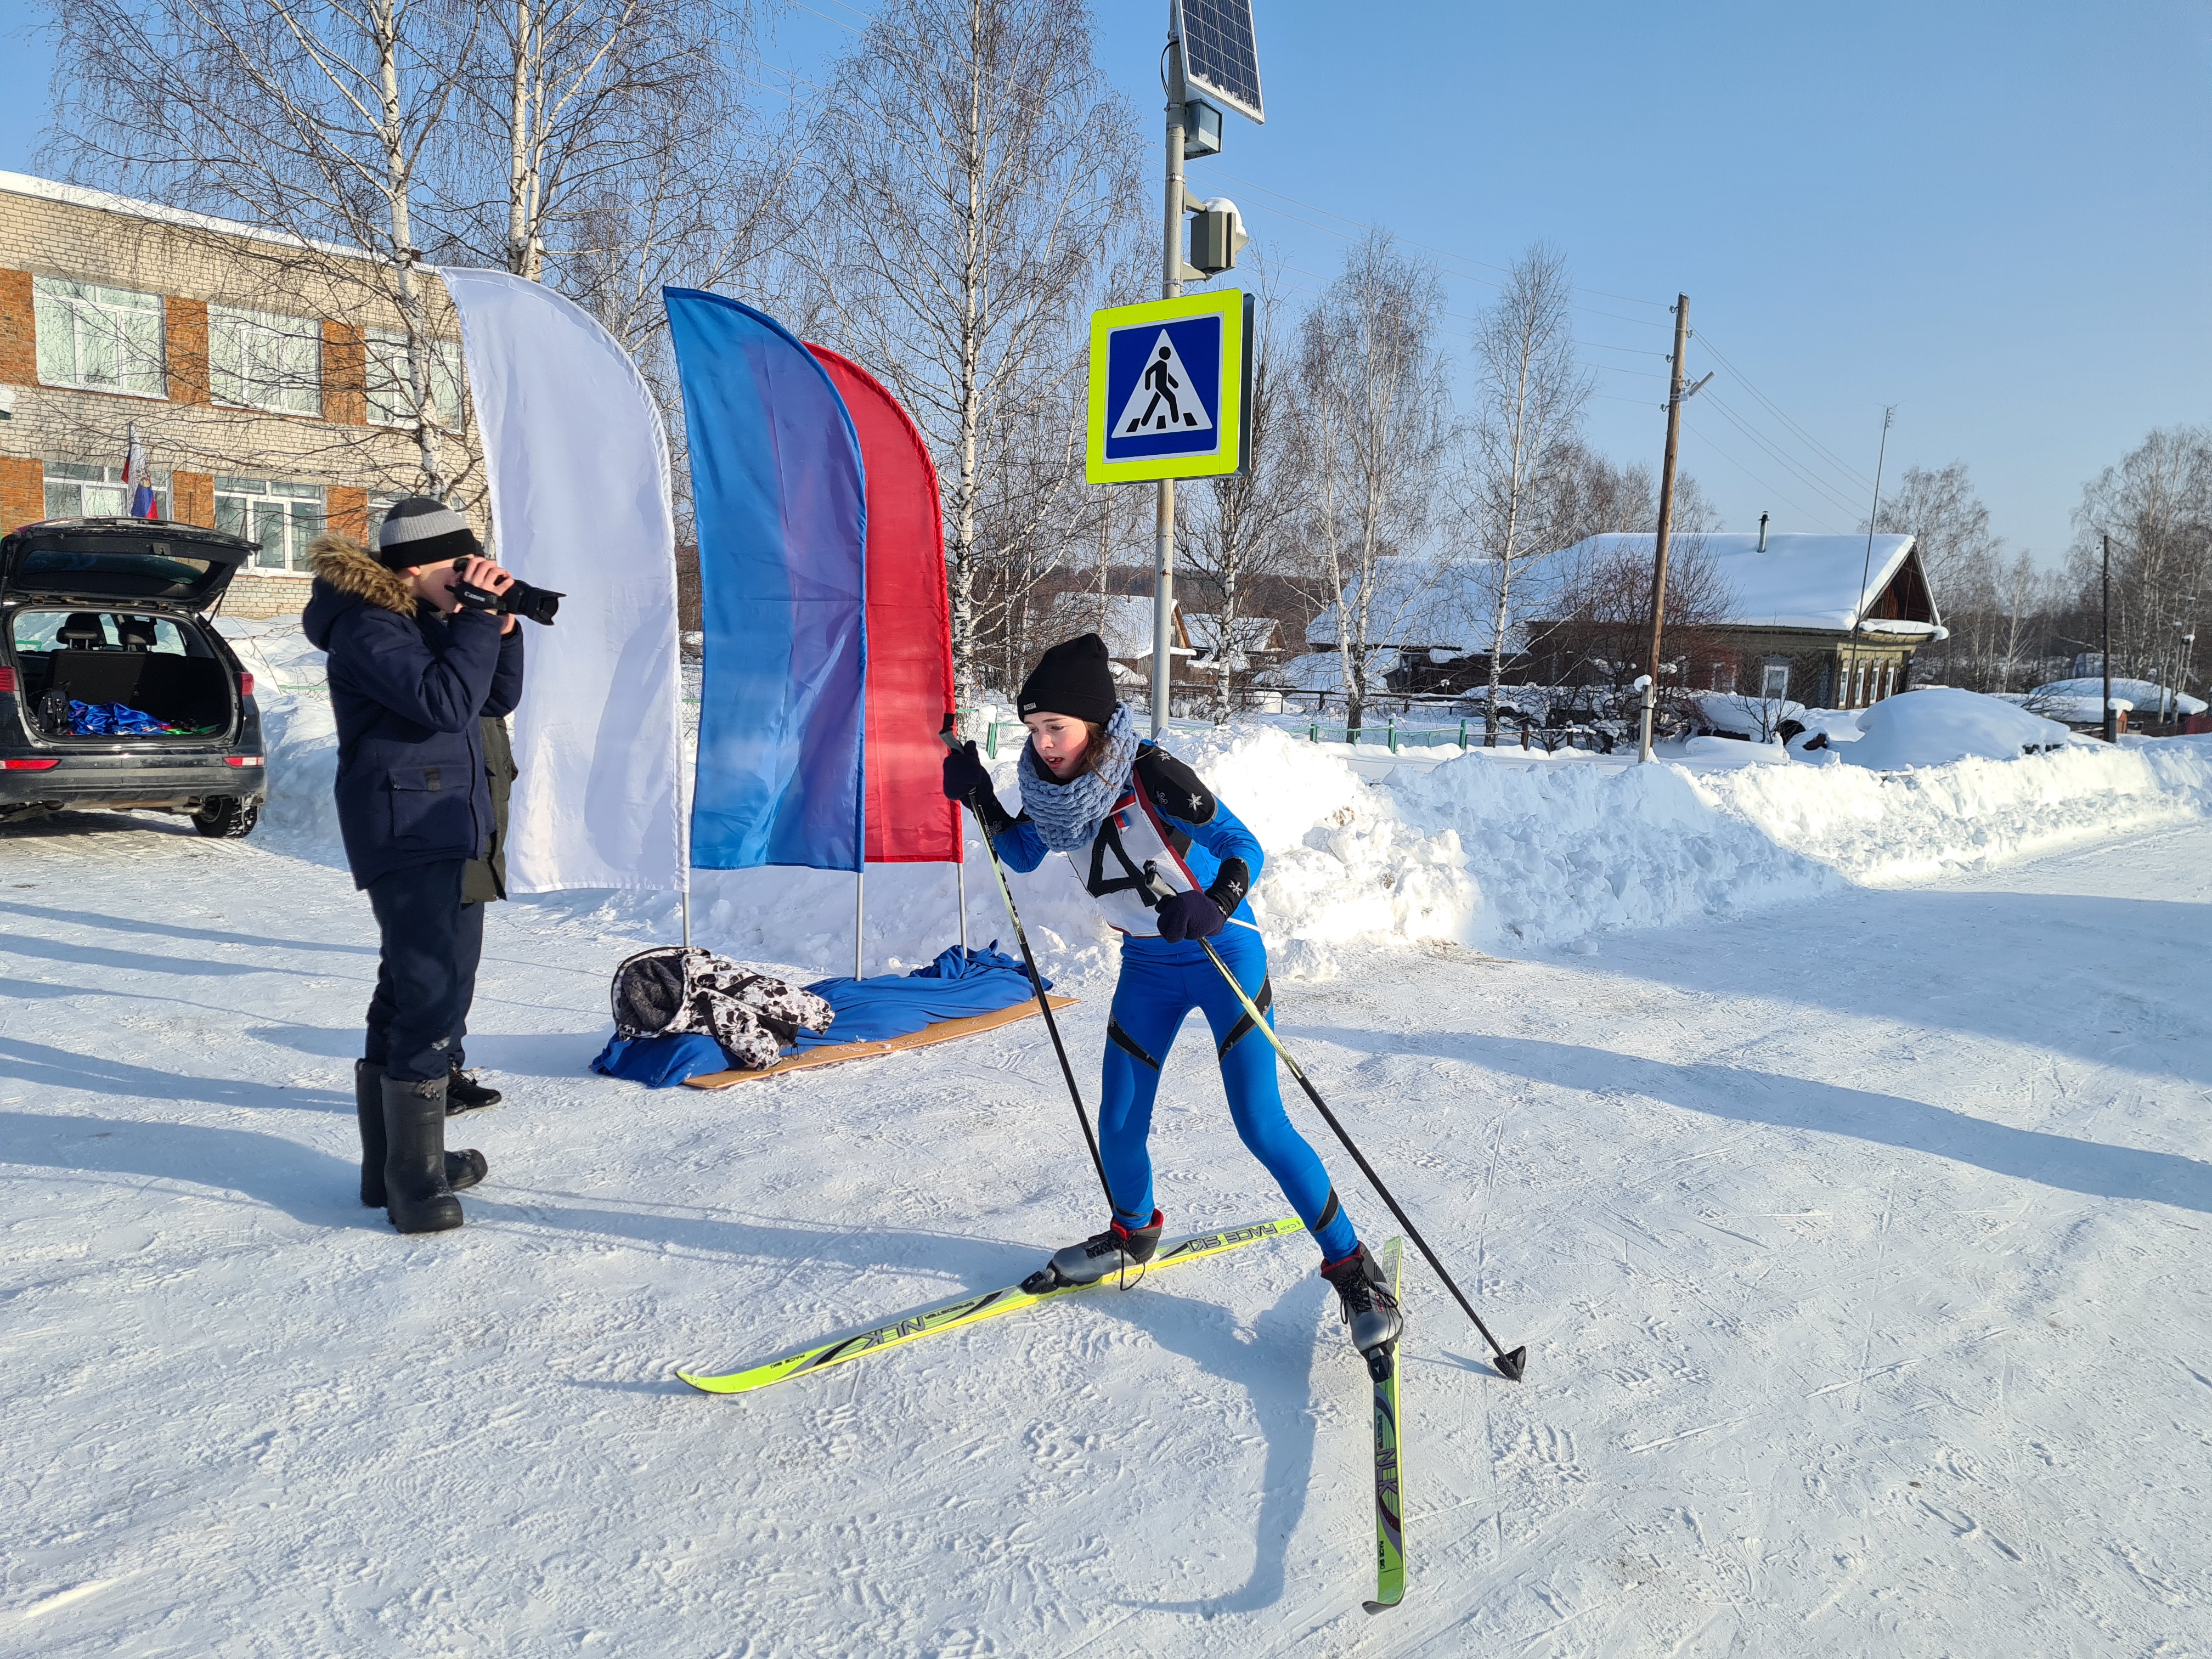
[
  {"left": 1255, "top": 650, "right": 1397, "bottom": 693},
  {"left": 1029, "top": 591, "right": 1190, "bottom": 659},
  {"left": 1560, "top": 533, "right": 1930, "bottom": 633},
  {"left": 1305, "top": 532, "right": 1936, "bottom": 656},
  {"left": 0, "top": 170, "right": 371, "bottom": 261},
  {"left": 1184, "top": 613, "right": 1278, "bottom": 654},
  {"left": 1305, "top": 558, "right": 1497, "bottom": 653}
]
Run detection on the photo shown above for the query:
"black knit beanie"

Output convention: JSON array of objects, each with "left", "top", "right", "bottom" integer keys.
[
  {"left": 1018, "top": 632, "right": 1118, "bottom": 725},
  {"left": 375, "top": 495, "right": 480, "bottom": 571}
]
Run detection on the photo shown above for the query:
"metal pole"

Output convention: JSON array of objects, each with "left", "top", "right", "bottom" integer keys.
[
  {"left": 1638, "top": 295, "right": 1690, "bottom": 763},
  {"left": 681, "top": 883, "right": 692, "bottom": 950},
  {"left": 956, "top": 855, "right": 968, "bottom": 956},
  {"left": 854, "top": 868, "right": 864, "bottom": 980},
  {"left": 2103, "top": 534, "right": 2116, "bottom": 743},
  {"left": 1849, "top": 408, "right": 1896, "bottom": 718},
  {"left": 942, "top": 724, "right": 1113, "bottom": 1205},
  {"left": 1152, "top": 64, "right": 1186, "bottom": 740}
]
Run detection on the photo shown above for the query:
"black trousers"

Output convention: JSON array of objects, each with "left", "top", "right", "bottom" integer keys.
[
  {"left": 364, "top": 860, "right": 468, "bottom": 1083},
  {"left": 451, "top": 899, "right": 484, "bottom": 1070}
]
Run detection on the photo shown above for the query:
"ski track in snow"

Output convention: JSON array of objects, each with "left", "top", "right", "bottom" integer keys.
[{"left": 2, "top": 808, "right": 2211, "bottom": 1656}]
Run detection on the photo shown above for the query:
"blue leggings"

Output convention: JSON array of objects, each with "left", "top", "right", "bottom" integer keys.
[{"left": 1098, "top": 925, "right": 1358, "bottom": 1261}]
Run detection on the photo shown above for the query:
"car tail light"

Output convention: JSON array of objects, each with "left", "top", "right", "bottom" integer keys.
[
  {"left": 0, "top": 668, "right": 15, "bottom": 694},
  {"left": 238, "top": 672, "right": 256, "bottom": 697},
  {"left": 225, "top": 755, "right": 263, "bottom": 767},
  {"left": 2, "top": 758, "right": 60, "bottom": 771}
]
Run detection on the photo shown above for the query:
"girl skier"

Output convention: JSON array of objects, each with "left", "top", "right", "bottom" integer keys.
[{"left": 941, "top": 632, "right": 1402, "bottom": 1365}]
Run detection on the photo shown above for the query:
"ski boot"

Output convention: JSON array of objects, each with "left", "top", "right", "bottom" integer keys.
[
  {"left": 445, "top": 1061, "right": 503, "bottom": 1114},
  {"left": 356, "top": 1061, "right": 486, "bottom": 1206},
  {"left": 1321, "top": 1242, "right": 1404, "bottom": 1382},
  {"left": 1022, "top": 1210, "right": 1165, "bottom": 1293}
]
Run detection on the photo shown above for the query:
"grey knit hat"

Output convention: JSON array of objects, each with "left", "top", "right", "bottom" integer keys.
[{"left": 375, "top": 495, "right": 478, "bottom": 570}]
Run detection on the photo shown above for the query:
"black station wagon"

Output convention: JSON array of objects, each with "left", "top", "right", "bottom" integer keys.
[{"left": 0, "top": 517, "right": 267, "bottom": 836}]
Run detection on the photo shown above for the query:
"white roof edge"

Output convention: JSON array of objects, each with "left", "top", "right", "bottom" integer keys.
[{"left": 0, "top": 170, "right": 373, "bottom": 263}]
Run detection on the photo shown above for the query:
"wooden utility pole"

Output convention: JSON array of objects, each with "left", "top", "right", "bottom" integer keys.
[{"left": 1637, "top": 295, "right": 1691, "bottom": 763}]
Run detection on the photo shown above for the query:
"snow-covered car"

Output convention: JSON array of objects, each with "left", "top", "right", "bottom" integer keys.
[{"left": 0, "top": 517, "right": 266, "bottom": 836}]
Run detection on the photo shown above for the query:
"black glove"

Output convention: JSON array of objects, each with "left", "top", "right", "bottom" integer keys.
[
  {"left": 1154, "top": 887, "right": 1226, "bottom": 943},
  {"left": 943, "top": 741, "right": 1017, "bottom": 838},
  {"left": 942, "top": 741, "right": 991, "bottom": 803},
  {"left": 1205, "top": 857, "right": 1251, "bottom": 917}
]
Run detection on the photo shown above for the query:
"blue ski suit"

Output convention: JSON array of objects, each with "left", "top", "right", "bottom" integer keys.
[{"left": 991, "top": 751, "right": 1359, "bottom": 1262}]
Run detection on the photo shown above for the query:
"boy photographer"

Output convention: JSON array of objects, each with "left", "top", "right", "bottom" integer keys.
[{"left": 303, "top": 497, "right": 525, "bottom": 1234}]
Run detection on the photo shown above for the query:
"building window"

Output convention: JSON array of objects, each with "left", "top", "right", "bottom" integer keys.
[
  {"left": 210, "top": 306, "right": 321, "bottom": 415},
  {"left": 1878, "top": 661, "right": 1895, "bottom": 701},
  {"left": 33, "top": 278, "right": 166, "bottom": 398},
  {"left": 1708, "top": 661, "right": 1737, "bottom": 693},
  {"left": 1761, "top": 661, "right": 1790, "bottom": 702},
  {"left": 364, "top": 331, "right": 464, "bottom": 430},
  {"left": 44, "top": 460, "right": 170, "bottom": 520},
  {"left": 216, "top": 476, "right": 324, "bottom": 572}
]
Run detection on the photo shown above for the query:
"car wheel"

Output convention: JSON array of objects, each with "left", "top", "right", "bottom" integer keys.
[{"left": 192, "top": 795, "right": 260, "bottom": 839}]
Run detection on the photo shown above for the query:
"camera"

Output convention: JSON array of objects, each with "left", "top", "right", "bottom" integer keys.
[{"left": 452, "top": 557, "right": 563, "bottom": 625}]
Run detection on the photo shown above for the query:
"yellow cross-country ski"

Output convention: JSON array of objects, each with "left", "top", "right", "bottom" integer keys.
[
  {"left": 678, "top": 1217, "right": 1306, "bottom": 1396},
  {"left": 1363, "top": 1238, "right": 1407, "bottom": 1613}
]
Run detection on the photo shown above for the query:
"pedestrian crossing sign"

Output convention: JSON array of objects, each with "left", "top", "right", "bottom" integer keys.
[{"left": 1086, "top": 289, "right": 1252, "bottom": 483}]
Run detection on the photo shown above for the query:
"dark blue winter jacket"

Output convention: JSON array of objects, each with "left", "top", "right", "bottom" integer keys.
[{"left": 302, "top": 534, "right": 526, "bottom": 889}]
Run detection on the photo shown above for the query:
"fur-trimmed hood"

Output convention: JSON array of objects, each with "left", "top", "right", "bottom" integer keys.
[{"left": 308, "top": 532, "right": 416, "bottom": 616}]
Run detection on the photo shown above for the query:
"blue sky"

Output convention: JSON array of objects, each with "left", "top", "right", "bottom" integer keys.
[{"left": 5, "top": 0, "right": 2205, "bottom": 568}]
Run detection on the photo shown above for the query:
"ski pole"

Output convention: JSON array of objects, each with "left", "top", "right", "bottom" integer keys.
[
  {"left": 941, "top": 720, "right": 1114, "bottom": 1209},
  {"left": 1143, "top": 865, "right": 1527, "bottom": 1383}
]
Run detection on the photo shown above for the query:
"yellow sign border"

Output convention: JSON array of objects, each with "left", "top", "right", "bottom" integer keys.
[{"left": 1085, "top": 289, "right": 1248, "bottom": 484}]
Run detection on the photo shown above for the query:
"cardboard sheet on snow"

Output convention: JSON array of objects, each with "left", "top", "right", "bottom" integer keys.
[{"left": 682, "top": 995, "right": 1078, "bottom": 1088}]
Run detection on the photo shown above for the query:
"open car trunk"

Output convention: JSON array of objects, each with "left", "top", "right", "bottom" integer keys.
[{"left": 12, "top": 611, "right": 239, "bottom": 741}]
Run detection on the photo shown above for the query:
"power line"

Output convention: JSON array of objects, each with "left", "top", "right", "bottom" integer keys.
[
  {"left": 1691, "top": 331, "right": 1877, "bottom": 493},
  {"left": 1701, "top": 392, "right": 1869, "bottom": 518},
  {"left": 1680, "top": 410, "right": 1847, "bottom": 532}
]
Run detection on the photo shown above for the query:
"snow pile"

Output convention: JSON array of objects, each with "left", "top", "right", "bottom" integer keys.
[
  {"left": 1385, "top": 732, "right": 2212, "bottom": 949},
  {"left": 672, "top": 724, "right": 1476, "bottom": 985},
  {"left": 223, "top": 614, "right": 2212, "bottom": 966},
  {"left": 2032, "top": 675, "right": 2205, "bottom": 718},
  {"left": 1689, "top": 692, "right": 1804, "bottom": 739},
  {"left": 1841, "top": 687, "right": 2069, "bottom": 769},
  {"left": 217, "top": 620, "right": 343, "bottom": 857}
]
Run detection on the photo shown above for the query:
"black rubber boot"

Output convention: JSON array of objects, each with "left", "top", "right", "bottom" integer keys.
[
  {"left": 380, "top": 1073, "right": 467, "bottom": 1234},
  {"left": 358, "top": 1060, "right": 484, "bottom": 1204},
  {"left": 356, "top": 1059, "right": 388, "bottom": 1207},
  {"left": 445, "top": 1063, "right": 503, "bottom": 1114}
]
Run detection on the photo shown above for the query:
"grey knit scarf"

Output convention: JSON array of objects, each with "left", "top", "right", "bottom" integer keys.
[{"left": 1016, "top": 701, "right": 1141, "bottom": 852}]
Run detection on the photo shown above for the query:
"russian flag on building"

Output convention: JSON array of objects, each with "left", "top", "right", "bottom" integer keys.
[{"left": 122, "top": 424, "right": 156, "bottom": 518}]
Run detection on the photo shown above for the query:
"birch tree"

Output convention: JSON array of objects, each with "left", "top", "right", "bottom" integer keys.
[
  {"left": 804, "top": 0, "right": 1142, "bottom": 721},
  {"left": 54, "top": 0, "right": 474, "bottom": 498},
  {"left": 1181, "top": 286, "right": 1294, "bottom": 715},
  {"left": 1291, "top": 232, "right": 1452, "bottom": 740},
  {"left": 1463, "top": 244, "right": 1590, "bottom": 744},
  {"left": 2066, "top": 427, "right": 2212, "bottom": 680}
]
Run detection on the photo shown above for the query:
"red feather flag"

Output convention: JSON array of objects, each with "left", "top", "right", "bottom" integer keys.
[{"left": 805, "top": 344, "right": 960, "bottom": 864}]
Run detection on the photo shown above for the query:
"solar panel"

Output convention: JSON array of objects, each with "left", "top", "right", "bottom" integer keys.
[{"left": 1173, "top": 0, "right": 1263, "bottom": 125}]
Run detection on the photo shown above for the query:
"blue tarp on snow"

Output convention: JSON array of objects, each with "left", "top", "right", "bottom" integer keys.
[
  {"left": 789, "top": 943, "right": 1042, "bottom": 1049},
  {"left": 589, "top": 945, "right": 1045, "bottom": 1087},
  {"left": 590, "top": 1031, "right": 727, "bottom": 1088}
]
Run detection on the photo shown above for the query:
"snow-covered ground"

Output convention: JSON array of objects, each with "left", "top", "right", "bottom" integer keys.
[{"left": 5, "top": 702, "right": 2211, "bottom": 1653}]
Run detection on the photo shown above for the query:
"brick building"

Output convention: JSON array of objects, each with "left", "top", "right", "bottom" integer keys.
[{"left": 0, "top": 171, "right": 478, "bottom": 618}]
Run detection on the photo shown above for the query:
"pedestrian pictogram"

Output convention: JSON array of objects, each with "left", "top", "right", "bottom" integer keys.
[
  {"left": 1115, "top": 333, "right": 1215, "bottom": 436},
  {"left": 1086, "top": 289, "right": 1252, "bottom": 484}
]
